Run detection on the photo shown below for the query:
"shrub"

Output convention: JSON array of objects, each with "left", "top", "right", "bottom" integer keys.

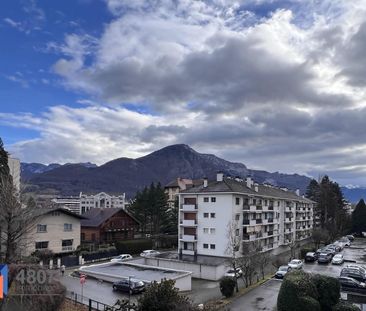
[
  {"left": 332, "top": 302, "right": 361, "bottom": 311},
  {"left": 298, "top": 296, "right": 321, "bottom": 311},
  {"left": 115, "top": 239, "right": 153, "bottom": 255},
  {"left": 277, "top": 271, "right": 318, "bottom": 311},
  {"left": 313, "top": 274, "right": 340, "bottom": 311},
  {"left": 138, "top": 279, "right": 194, "bottom": 311},
  {"left": 219, "top": 277, "right": 236, "bottom": 298}
]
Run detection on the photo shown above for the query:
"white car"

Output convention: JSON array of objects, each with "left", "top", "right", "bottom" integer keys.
[
  {"left": 224, "top": 268, "right": 243, "bottom": 278},
  {"left": 111, "top": 254, "right": 133, "bottom": 262},
  {"left": 332, "top": 254, "right": 344, "bottom": 265},
  {"left": 140, "top": 250, "right": 161, "bottom": 257},
  {"left": 346, "top": 264, "right": 366, "bottom": 274},
  {"left": 288, "top": 259, "right": 303, "bottom": 269}
]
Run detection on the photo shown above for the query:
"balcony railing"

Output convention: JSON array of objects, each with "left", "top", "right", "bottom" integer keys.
[
  {"left": 181, "top": 204, "right": 197, "bottom": 211},
  {"left": 268, "top": 205, "right": 274, "bottom": 210},
  {"left": 180, "top": 219, "right": 197, "bottom": 226},
  {"left": 243, "top": 219, "right": 249, "bottom": 225},
  {"left": 256, "top": 205, "right": 263, "bottom": 210},
  {"left": 267, "top": 231, "right": 274, "bottom": 236},
  {"left": 267, "top": 218, "right": 273, "bottom": 223},
  {"left": 62, "top": 246, "right": 74, "bottom": 252},
  {"left": 180, "top": 234, "right": 197, "bottom": 241},
  {"left": 256, "top": 219, "right": 263, "bottom": 224},
  {"left": 243, "top": 205, "right": 250, "bottom": 210}
]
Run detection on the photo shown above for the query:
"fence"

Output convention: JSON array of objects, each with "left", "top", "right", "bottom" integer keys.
[
  {"left": 82, "top": 249, "right": 119, "bottom": 263},
  {"left": 66, "top": 291, "right": 138, "bottom": 311}
]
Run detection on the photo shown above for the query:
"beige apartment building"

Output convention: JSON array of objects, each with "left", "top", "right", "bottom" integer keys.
[{"left": 8, "top": 157, "right": 21, "bottom": 191}]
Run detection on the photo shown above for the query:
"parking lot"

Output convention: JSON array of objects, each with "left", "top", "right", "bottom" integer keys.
[{"left": 228, "top": 238, "right": 366, "bottom": 311}]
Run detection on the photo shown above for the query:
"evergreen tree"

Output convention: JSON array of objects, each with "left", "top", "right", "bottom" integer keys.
[
  {"left": 352, "top": 199, "right": 366, "bottom": 234},
  {"left": 0, "top": 137, "right": 9, "bottom": 181},
  {"left": 306, "top": 179, "right": 320, "bottom": 202}
]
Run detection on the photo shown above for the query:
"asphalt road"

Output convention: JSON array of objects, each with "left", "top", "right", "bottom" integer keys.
[{"left": 227, "top": 238, "right": 366, "bottom": 311}]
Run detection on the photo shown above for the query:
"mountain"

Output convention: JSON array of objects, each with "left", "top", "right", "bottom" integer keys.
[
  {"left": 341, "top": 187, "right": 366, "bottom": 204},
  {"left": 23, "top": 144, "right": 312, "bottom": 198},
  {"left": 21, "top": 162, "right": 97, "bottom": 180}
]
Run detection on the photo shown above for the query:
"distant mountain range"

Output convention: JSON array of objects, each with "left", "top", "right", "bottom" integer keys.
[{"left": 20, "top": 144, "right": 365, "bottom": 203}]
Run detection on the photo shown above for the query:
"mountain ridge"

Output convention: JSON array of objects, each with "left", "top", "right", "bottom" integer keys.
[{"left": 22, "top": 144, "right": 311, "bottom": 198}]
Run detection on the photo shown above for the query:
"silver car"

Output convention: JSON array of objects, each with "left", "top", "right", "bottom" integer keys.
[
  {"left": 275, "top": 265, "right": 291, "bottom": 279},
  {"left": 288, "top": 259, "right": 303, "bottom": 269}
]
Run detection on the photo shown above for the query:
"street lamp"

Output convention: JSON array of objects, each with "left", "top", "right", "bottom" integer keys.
[{"left": 128, "top": 275, "right": 135, "bottom": 303}]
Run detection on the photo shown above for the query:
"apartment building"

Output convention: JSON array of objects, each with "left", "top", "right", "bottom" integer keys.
[
  {"left": 8, "top": 157, "right": 21, "bottom": 192},
  {"left": 165, "top": 178, "right": 202, "bottom": 208},
  {"left": 178, "top": 173, "right": 315, "bottom": 258},
  {"left": 52, "top": 191, "right": 127, "bottom": 214}
]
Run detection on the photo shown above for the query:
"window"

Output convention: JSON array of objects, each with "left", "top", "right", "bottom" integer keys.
[
  {"left": 203, "top": 197, "right": 209, "bottom": 202},
  {"left": 210, "top": 244, "right": 216, "bottom": 249},
  {"left": 235, "top": 229, "right": 239, "bottom": 236},
  {"left": 64, "top": 223, "right": 73, "bottom": 231},
  {"left": 253, "top": 199, "right": 256, "bottom": 205},
  {"left": 51, "top": 211, "right": 60, "bottom": 216},
  {"left": 203, "top": 243, "right": 209, "bottom": 249},
  {"left": 62, "top": 239, "right": 73, "bottom": 247},
  {"left": 81, "top": 233, "right": 85, "bottom": 241},
  {"left": 203, "top": 228, "right": 209, "bottom": 233},
  {"left": 235, "top": 214, "right": 240, "bottom": 220},
  {"left": 35, "top": 241, "right": 48, "bottom": 249},
  {"left": 210, "top": 213, "right": 216, "bottom": 218},
  {"left": 210, "top": 228, "right": 216, "bottom": 234},
  {"left": 204, "top": 213, "right": 209, "bottom": 218},
  {"left": 91, "top": 233, "right": 96, "bottom": 241},
  {"left": 211, "top": 197, "right": 216, "bottom": 202},
  {"left": 37, "top": 224, "right": 47, "bottom": 233},
  {"left": 235, "top": 197, "right": 240, "bottom": 205}
]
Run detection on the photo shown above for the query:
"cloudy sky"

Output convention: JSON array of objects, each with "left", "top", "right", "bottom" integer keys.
[{"left": 1, "top": 0, "right": 366, "bottom": 186}]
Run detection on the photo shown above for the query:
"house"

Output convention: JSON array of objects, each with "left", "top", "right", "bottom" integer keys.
[
  {"left": 81, "top": 208, "right": 139, "bottom": 244},
  {"left": 24, "top": 208, "right": 84, "bottom": 256},
  {"left": 178, "top": 173, "right": 315, "bottom": 258}
]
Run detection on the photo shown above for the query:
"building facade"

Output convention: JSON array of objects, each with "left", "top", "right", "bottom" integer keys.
[
  {"left": 24, "top": 208, "right": 83, "bottom": 256},
  {"left": 165, "top": 178, "right": 202, "bottom": 208},
  {"left": 178, "top": 173, "right": 315, "bottom": 258},
  {"left": 51, "top": 191, "right": 127, "bottom": 214},
  {"left": 8, "top": 157, "right": 21, "bottom": 192},
  {"left": 81, "top": 208, "right": 139, "bottom": 244}
]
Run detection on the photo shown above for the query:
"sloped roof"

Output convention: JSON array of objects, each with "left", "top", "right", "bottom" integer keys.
[
  {"left": 81, "top": 208, "right": 140, "bottom": 227},
  {"left": 181, "top": 177, "right": 315, "bottom": 203},
  {"left": 34, "top": 207, "right": 85, "bottom": 219}
]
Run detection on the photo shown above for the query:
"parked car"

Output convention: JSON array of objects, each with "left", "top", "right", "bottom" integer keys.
[
  {"left": 112, "top": 278, "right": 145, "bottom": 294},
  {"left": 323, "top": 248, "right": 336, "bottom": 257},
  {"left": 110, "top": 254, "right": 133, "bottom": 262},
  {"left": 140, "top": 250, "right": 161, "bottom": 257},
  {"left": 225, "top": 268, "right": 243, "bottom": 278},
  {"left": 347, "top": 235, "right": 355, "bottom": 241},
  {"left": 275, "top": 265, "right": 292, "bottom": 279},
  {"left": 317, "top": 253, "right": 332, "bottom": 264},
  {"left": 339, "top": 237, "right": 351, "bottom": 247},
  {"left": 332, "top": 253, "right": 344, "bottom": 265},
  {"left": 288, "top": 259, "right": 303, "bottom": 269},
  {"left": 338, "top": 277, "right": 366, "bottom": 293},
  {"left": 346, "top": 264, "right": 366, "bottom": 275},
  {"left": 328, "top": 244, "right": 341, "bottom": 252},
  {"left": 305, "top": 252, "right": 318, "bottom": 262},
  {"left": 334, "top": 241, "right": 345, "bottom": 250},
  {"left": 340, "top": 268, "right": 366, "bottom": 282}
]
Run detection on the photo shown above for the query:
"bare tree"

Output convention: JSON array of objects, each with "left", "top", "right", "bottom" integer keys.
[
  {"left": 0, "top": 176, "right": 37, "bottom": 263},
  {"left": 288, "top": 240, "right": 299, "bottom": 260},
  {"left": 237, "top": 241, "right": 260, "bottom": 287},
  {"left": 257, "top": 250, "right": 271, "bottom": 280},
  {"left": 225, "top": 220, "right": 241, "bottom": 292}
]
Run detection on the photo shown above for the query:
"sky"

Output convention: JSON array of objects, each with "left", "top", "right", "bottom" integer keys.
[{"left": 1, "top": 0, "right": 366, "bottom": 187}]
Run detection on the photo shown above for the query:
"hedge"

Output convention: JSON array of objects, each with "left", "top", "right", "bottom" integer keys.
[
  {"left": 332, "top": 302, "right": 361, "bottom": 311},
  {"left": 298, "top": 296, "right": 321, "bottom": 311},
  {"left": 313, "top": 274, "right": 340, "bottom": 311},
  {"left": 115, "top": 239, "right": 153, "bottom": 255}
]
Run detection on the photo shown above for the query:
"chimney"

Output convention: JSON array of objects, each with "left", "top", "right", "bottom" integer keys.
[
  {"left": 254, "top": 183, "right": 259, "bottom": 192},
  {"left": 246, "top": 177, "right": 252, "bottom": 188},
  {"left": 216, "top": 172, "right": 224, "bottom": 182},
  {"left": 295, "top": 189, "right": 300, "bottom": 196},
  {"left": 203, "top": 177, "right": 208, "bottom": 188}
]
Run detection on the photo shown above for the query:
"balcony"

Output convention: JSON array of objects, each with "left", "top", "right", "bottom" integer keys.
[
  {"left": 62, "top": 246, "right": 74, "bottom": 252},
  {"left": 243, "top": 204, "right": 250, "bottom": 211},
  {"left": 181, "top": 204, "right": 197, "bottom": 212},
  {"left": 267, "top": 218, "right": 273, "bottom": 223},
  {"left": 243, "top": 219, "right": 250, "bottom": 225},
  {"left": 256, "top": 205, "right": 263, "bottom": 210},
  {"left": 243, "top": 234, "right": 256, "bottom": 241},
  {"left": 285, "top": 218, "right": 293, "bottom": 223},
  {"left": 256, "top": 219, "right": 263, "bottom": 224},
  {"left": 180, "top": 219, "right": 197, "bottom": 226},
  {"left": 268, "top": 205, "right": 274, "bottom": 210},
  {"left": 180, "top": 234, "right": 197, "bottom": 242},
  {"left": 267, "top": 231, "right": 274, "bottom": 236},
  {"left": 181, "top": 249, "right": 196, "bottom": 256}
]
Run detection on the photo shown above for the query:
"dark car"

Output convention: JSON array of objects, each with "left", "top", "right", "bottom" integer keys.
[
  {"left": 317, "top": 253, "right": 332, "bottom": 264},
  {"left": 112, "top": 279, "right": 145, "bottom": 294},
  {"left": 323, "top": 248, "right": 336, "bottom": 257},
  {"left": 340, "top": 268, "right": 366, "bottom": 282},
  {"left": 339, "top": 277, "right": 366, "bottom": 293},
  {"left": 328, "top": 244, "right": 341, "bottom": 252},
  {"left": 305, "top": 252, "right": 318, "bottom": 262}
]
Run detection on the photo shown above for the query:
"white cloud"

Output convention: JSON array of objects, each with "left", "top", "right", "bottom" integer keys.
[{"left": 6, "top": 0, "right": 366, "bottom": 186}]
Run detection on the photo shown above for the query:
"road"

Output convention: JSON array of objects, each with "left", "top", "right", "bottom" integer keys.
[{"left": 227, "top": 238, "right": 366, "bottom": 311}]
